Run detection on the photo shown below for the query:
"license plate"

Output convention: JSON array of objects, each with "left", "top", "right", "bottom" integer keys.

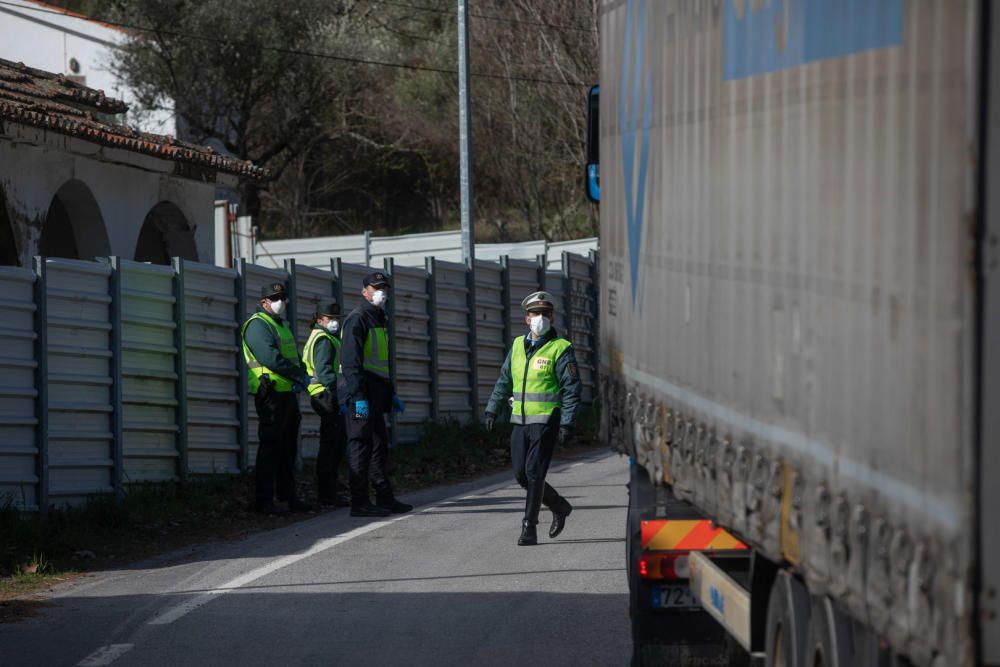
[{"left": 652, "top": 584, "right": 700, "bottom": 610}]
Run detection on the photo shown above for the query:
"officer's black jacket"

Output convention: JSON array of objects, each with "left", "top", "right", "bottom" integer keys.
[{"left": 338, "top": 299, "right": 394, "bottom": 411}]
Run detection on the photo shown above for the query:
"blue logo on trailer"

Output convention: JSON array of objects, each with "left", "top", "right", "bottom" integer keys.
[
  {"left": 723, "top": 0, "right": 904, "bottom": 80},
  {"left": 710, "top": 586, "right": 725, "bottom": 615},
  {"left": 620, "top": 0, "right": 653, "bottom": 306}
]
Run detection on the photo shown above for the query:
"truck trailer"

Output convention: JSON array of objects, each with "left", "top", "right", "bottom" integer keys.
[{"left": 590, "top": 1, "right": 999, "bottom": 665}]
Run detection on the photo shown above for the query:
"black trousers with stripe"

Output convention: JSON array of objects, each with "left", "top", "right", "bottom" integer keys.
[
  {"left": 346, "top": 405, "right": 393, "bottom": 505},
  {"left": 510, "top": 411, "right": 566, "bottom": 509}
]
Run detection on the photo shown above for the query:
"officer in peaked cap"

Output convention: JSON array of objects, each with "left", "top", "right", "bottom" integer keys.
[
  {"left": 337, "top": 271, "right": 412, "bottom": 516},
  {"left": 485, "top": 290, "right": 582, "bottom": 545},
  {"left": 303, "top": 300, "right": 351, "bottom": 507},
  {"left": 241, "top": 282, "right": 311, "bottom": 515}
]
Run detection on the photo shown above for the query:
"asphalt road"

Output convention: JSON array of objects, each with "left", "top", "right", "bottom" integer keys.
[{"left": 2, "top": 450, "right": 631, "bottom": 667}]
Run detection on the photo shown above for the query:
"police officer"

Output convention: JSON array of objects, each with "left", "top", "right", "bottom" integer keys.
[
  {"left": 241, "top": 282, "right": 311, "bottom": 515},
  {"left": 485, "top": 291, "right": 581, "bottom": 545},
  {"left": 339, "top": 271, "right": 412, "bottom": 517},
  {"left": 303, "top": 301, "right": 350, "bottom": 507}
]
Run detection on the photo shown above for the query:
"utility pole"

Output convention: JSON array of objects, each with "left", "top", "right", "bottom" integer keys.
[{"left": 457, "top": 0, "right": 475, "bottom": 265}]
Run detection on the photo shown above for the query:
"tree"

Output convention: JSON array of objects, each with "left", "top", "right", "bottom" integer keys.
[{"left": 111, "top": 0, "right": 365, "bottom": 218}]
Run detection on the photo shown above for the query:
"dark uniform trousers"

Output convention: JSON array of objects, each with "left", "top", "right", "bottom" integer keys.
[
  {"left": 253, "top": 384, "right": 301, "bottom": 509},
  {"left": 510, "top": 411, "right": 567, "bottom": 509},
  {"left": 347, "top": 405, "right": 393, "bottom": 505},
  {"left": 311, "top": 392, "right": 347, "bottom": 501}
]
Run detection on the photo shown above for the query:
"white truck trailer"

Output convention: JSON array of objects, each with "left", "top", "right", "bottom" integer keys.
[{"left": 589, "top": 1, "right": 1000, "bottom": 665}]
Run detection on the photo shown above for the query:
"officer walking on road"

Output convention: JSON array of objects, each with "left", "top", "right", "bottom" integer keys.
[
  {"left": 241, "top": 282, "right": 312, "bottom": 515},
  {"left": 339, "top": 271, "right": 412, "bottom": 517},
  {"left": 303, "top": 301, "right": 351, "bottom": 507},
  {"left": 485, "top": 291, "right": 581, "bottom": 545}
]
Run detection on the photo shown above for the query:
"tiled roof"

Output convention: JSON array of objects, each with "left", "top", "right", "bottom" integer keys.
[{"left": 0, "top": 57, "right": 268, "bottom": 181}]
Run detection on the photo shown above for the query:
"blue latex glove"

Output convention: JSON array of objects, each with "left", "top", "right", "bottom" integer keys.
[
  {"left": 354, "top": 399, "right": 370, "bottom": 419},
  {"left": 291, "top": 382, "right": 304, "bottom": 394},
  {"left": 392, "top": 395, "right": 405, "bottom": 414}
]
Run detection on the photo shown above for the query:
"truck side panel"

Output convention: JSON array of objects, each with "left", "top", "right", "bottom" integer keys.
[{"left": 598, "top": 2, "right": 978, "bottom": 665}]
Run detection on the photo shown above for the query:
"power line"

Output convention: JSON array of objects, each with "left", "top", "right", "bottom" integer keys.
[
  {"left": 0, "top": 0, "right": 589, "bottom": 87},
  {"left": 367, "top": 0, "right": 598, "bottom": 34}
]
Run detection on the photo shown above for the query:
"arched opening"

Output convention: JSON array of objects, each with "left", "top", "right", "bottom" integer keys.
[
  {"left": 0, "top": 188, "right": 18, "bottom": 266},
  {"left": 134, "top": 201, "right": 198, "bottom": 264},
  {"left": 39, "top": 180, "right": 111, "bottom": 260}
]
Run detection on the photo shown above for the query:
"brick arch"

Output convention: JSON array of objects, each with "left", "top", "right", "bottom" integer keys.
[
  {"left": 39, "top": 180, "right": 111, "bottom": 260},
  {"left": 134, "top": 201, "right": 198, "bottom": 265}
]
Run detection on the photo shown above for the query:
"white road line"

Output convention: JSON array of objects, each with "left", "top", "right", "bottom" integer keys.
[
  {"left": 148, "top": 515, "right": 413, "bottom": 626},
  {"left": 77, "top": 644, "right": 134, "bottom": 666}
]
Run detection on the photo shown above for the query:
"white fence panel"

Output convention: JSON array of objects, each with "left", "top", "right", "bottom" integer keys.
[
  {"left": 118, "top": 260, "right": 178, "bottom": 483},
  {"left": 182, "top": 262, "right": 242, "bottom": 474},
  {"left": 44, "top": 259, "right": 114, "bottom": 504},
  {"left": 429, "top": 259, "right": 473, "bottom": 422},
  {"left": 474, "top": 260, "right": 505, "bottom": 414},
  {"left": 370, "top": 230, "right": 462, "bottom": 266},
  {"left": 256, "top": 234, "right": 368, "bottom": 269},
  {"left": 478, "top": 240, "right": 547, "bottom": 261},
  {"left": 0, "top": 267, "right": 37, "bottom": 508},
  {"left": 388, "top": 262, "right": 432, "bottom": 443},
  {"left": 547, "top": 238, "right": 599, "bottom": 269}
]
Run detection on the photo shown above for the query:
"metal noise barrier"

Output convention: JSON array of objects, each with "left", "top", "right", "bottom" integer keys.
[{"left": 0, "top": 252, "right": 598, "bottom": 510}]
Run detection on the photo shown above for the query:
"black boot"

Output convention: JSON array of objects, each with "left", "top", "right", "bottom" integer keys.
[
  {"left": 518, "top": 480, "right": 545, "bottom": 546},
  {"left": 548, "top": 494, "right": 573, "bottom": 539}
]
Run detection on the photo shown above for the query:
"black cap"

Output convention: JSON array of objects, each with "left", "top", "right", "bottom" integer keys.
[
  {"left": 363, "top": 271, "right": 390, "bottom": 288},
  {"left": 261, "top": 282, "right": 287, "bottom": 300},
  {"left": 314, "top": 301, "right": 340, "bottom": 317}
]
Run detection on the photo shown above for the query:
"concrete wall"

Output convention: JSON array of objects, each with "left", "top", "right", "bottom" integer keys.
[
  {"left": 0, "top": 123, "right": 216, "bottom": 266},
  {"left": 0, "top": 0, "right": 175, "bottom": 134}
]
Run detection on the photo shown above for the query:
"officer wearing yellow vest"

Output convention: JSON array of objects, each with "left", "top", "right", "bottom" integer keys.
[
  {"left": 485, "top": 291, "right": 581, "bottom": 545},
  {"left": 303, "top": 301, "right": 351, "bottom": 507},
  {"left": 241, "top": 282, "right": 311, "bottom": 515},
  {"left": 338, "top": 271, "right": 412, "bottom": 517}
]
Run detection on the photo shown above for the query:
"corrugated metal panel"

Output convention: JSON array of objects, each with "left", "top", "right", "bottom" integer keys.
[
  {"left": 242, "top": 263, "right": 288, "bottom": 467},
  {"left": 431, "top": 260, "right": 473, "bottom": 421},
  {"left": 291, "top": 264, "right": 334, "bottom": 460},
  {"left": 547, "top": 238, "right": 599, "bottom": 269},
  {"left": 183, "top": 262, "right": 241, "bottom": 474},
  {"left": 0, "top": 266, "right": 38, "bottom": 508},
  {"left": 389, "top": 263, "right": 432, "bottom": 443},
  {"left": 478, "top": 240, "right": 548, "bottom": 261},
  {"left": 44, "top": 259, "right": 113, "bottom": 503},
  {"left": 370, "top": 230, "right": 462, "bottom": 266},
  {"left": 565, "top": 253, "right": 596, "bottom": 403},
  {"left": 255, "top": 234, "right": 368, "bottom": 269},
  {"left": 505, "top": 258, "right": 541, "bottom": 344},
  {"left": 544, "top": 270, "right": 567, "bottom": 333},
  {"left": 474, "top": 260, "right": 505, "bottom": 413},
  {"left": 118, "top": 260, "right": 178, "bottom": 482}
]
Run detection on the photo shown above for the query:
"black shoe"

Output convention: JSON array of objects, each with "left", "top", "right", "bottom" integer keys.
[
  {"left": 319, "top": 494, "right": 351, "bottom": 507},
  {"left": 518, "top": 519, "right": 538, "bottom": 546},
  {"left": 376, "top": 499, "right": 413, "bottom": 514},
  {"left": 287, "top": 498, "right": 313, "bottom": 513},
  {"left": 256, "top": 502, "right": 290, "bottom": 517},
  {"left": 549, "top": 498, "right": 573, "bottom": 539},
  {"left": 350, "top": 503, "right": 392, "bottom": 517}
]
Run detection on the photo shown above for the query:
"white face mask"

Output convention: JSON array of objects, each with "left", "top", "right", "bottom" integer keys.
[
  {"left": 529, "top": 314, "right": 551, "bottom": 337},
  {"left": 269, "top": 299, "right": 286, "bottom": 316},
  {"left": 325, "top": 319, "right": 339, "bottom": 334},
  {"left": 371, "top": 290, "right": 388, "bottom": 307}
]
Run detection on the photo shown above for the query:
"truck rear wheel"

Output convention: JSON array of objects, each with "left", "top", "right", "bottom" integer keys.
[
  {"left": 765, "top": 571, "right": 810, "bottom": 667},
  {"left": 805, "top": 596, "right": 854, "bottom": 667}
]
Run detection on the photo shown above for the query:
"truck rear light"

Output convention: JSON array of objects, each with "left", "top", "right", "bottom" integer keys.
[{"left": 638, "top": 552, "right": 690, "bottom": 581}]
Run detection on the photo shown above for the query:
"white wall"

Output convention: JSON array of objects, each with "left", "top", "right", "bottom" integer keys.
[
  {"left": 0, "top": 0, "right": 174, "bottom": 135},
  {"left": 0, "top": 124, "right": 215, "bottom": 265}
]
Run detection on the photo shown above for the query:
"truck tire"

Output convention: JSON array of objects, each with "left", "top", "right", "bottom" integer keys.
[
  {"left": 765, "top": 571, "right": 810, "bottom": 667},
  {"left": 805, "top": 596, "right": 854, "bottom": 667}
]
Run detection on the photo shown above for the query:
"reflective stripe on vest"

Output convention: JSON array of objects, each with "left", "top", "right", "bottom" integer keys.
[
  {"left": 364, "top": 326, "right": 390, "bottom": 379},
  {"left": 304, "top": 327, "right": 341, "bottom": 397},
  {"left": 509, "top": 335, "right": 572, "bottom": 425},
  {"left": 241, "top": 311, "right": 299, "bottom": 394}
]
